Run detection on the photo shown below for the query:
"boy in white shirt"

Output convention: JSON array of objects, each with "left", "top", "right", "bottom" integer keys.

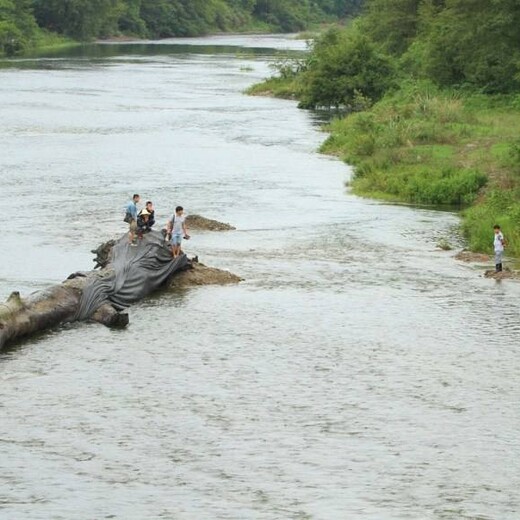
[
  {"left": 493, "top": 224, "right": 505, "bottom": 272},
  {"left": 167, "top": 206, "right": 190, "bottom": 259}
]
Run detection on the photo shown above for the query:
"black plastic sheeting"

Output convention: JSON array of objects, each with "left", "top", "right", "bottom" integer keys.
[{"left": 75, "top": 231, "right": 188, "bottom": 320}]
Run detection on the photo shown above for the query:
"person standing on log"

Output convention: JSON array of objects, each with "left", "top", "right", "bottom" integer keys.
[
  {"left": 138, "top": 201, "right": 155, "bottom": 233},
  {"left": 136, "top": 208, "right": 151, "bottom": 240},
  {"left": 124, "top": 193, "right": 140, "bottom": 246},
  {"left": 168, "top": 206, "right": 190, "bottom": 258},
  {"left": 136, "top": 200, "right": 155, "bottom": 241}
]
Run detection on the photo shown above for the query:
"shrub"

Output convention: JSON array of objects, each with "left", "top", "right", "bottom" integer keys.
[{"left": 298, "top": 26, "right": 395, "bottom": 109}]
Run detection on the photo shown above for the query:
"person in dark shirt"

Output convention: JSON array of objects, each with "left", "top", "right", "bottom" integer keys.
[
  {"left": 142, "top": 201, "right": 155, "bottom": 229},
  {"left": 137, "top": 201, "right": 155, "bottom": 238},
  {"left": 136, "top": 209, "right": 151, "bottom": 239}
]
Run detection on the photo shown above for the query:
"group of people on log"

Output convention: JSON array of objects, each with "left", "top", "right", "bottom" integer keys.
[{"left": 124, "top": 194, "right": 190, "bottom": 258}]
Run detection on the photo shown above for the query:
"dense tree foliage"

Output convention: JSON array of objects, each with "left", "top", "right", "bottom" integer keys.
[
  {"left": 298, "top": 27, "right": 394, "bottom": 109},
  {"left": 360, "top": 0, "right": 520, "bottom": 93},
  {"left": 0, "top": 0, "right": 363, "bottom": 55},
  {"left": 278, "top": 0, "right": 520, "bottom": 109},
  {"left": 417, "top": 0, "right": 520, "bottom": 93},
  {"left": 0, "top": 0, "right": 38, "bottom": 55},
  {"left": 32, "top": 0, "right": 123, "bottom": 40}
]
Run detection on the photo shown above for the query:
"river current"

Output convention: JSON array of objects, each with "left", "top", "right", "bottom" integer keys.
[{"left": 1, "top": 35, "right": 519, "bottom": 520}]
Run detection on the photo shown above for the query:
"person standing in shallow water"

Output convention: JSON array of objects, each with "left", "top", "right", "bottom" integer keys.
[{"left": 493, "top": 224, "right": 506, "bottom": 272}]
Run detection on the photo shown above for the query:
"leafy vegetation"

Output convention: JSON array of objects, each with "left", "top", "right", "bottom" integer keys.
[
  {"left": 320, "top": 82, "right": 492, "bottom": 205},
  {"left": 297, "top": 27, "right": 394, "bottom": 109},
  {"left": 0, "top": 0, "right": 363, "bottom": 56},
  {"left": 0, "top": 0, "right": 39, "bottom": 55},
  {"left": 250, "top": 0, "right": 520, "bottom": 255}
]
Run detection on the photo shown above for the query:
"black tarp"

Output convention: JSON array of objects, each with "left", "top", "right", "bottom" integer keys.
[{"left": 75, "top": 231, "right": 188, "bottom": 319}]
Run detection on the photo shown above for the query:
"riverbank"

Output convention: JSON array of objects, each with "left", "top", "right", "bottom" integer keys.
[
  {"left": 0, "top": 0, "right": 352, "bottom": 59},
  {"left": 0, "top": 26, "right": 76, "bottom": 59},
  {"left": 249, "top": 78, "right": 520, "bottom": 257}
]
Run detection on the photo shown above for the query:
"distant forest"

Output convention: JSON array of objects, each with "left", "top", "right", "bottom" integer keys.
[{"left": 0, "top": 0, "right": 363, "bottom": 55}]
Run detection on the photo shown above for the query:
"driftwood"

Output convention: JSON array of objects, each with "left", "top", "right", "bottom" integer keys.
[
  {"left": 0, "top": 262, "right": 132, "bottom": 351},
  {"left": 0, "top": 232, "right": 241, "bottom": 352},
  {"left": 0, "top": 235, "right": 179, "bottom": 350}
]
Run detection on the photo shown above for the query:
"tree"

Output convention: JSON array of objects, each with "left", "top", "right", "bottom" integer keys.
[
  {"left": 361, "top": 0, "right": 421, "bottom": 55},
  {"left": 118, "top": 0, "right": 146, "bottom": 36},
  {"left": 0, "top": 0, "right": 38, "bottom": 55},
  {"left": 32, "top": 0, "right": 123, "bottom": 40},
  {"left": 420, "top": 0, "right": 520, "bottom": 92},
  {"left": 299, "top": 26, "right": 395, "bottom": 109},
  {"left": 253, "top": 0, "right": 310, "bottom": 31}
]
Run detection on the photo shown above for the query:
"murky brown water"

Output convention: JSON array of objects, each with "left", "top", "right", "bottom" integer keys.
[{"left": 1, "top": 35, "right": 519, "bottom": 520}]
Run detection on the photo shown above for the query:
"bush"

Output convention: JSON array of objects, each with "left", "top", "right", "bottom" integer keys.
[
  {"left": 0, "top": 20, "right": 28, "bottom": 55},
  {"left": 298, "top": 26, "right": 395, "bottom": 109}
]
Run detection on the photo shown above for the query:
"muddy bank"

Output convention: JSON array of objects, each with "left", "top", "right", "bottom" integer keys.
[
  {"left": 454, "top": 250, "right": 520, "bottom": 280},
  {"left": 454, "top": 250, "right": 491, "bottom": 263},
  {"left": 169, "top": 259, "right": 242, "bottom": 289},
  {"left": 186, "top": 214, "right": 236, "bottom": 231},
  {"left": 483, "top": 269, "right": 519, "bottom": 280}
]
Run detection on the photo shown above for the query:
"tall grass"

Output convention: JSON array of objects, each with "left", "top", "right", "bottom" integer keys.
[
  {"left": 321, "top": 83, "right": 489, "bottom": 206},
  {"left": 320, "top": 81, "right": 520, "bottom": 254}
]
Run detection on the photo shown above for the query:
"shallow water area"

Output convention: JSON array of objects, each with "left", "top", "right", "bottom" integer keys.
[{"left": 1, "top": 35, "right": 520, "bottom": 520}]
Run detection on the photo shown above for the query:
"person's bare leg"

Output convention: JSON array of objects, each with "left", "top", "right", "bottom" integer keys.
[{"left": 129, "top": 221, "right": 138, "bottom": 245}]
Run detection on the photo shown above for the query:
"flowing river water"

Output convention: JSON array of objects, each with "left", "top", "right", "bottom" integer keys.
[{"left": 0, "top": 35, "right": 519, "bottom": 520}]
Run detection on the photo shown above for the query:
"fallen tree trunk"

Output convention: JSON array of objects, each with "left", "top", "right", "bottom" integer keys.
[
  {"left": 0, "top": 231, "right": 187, "bottom": 351},
  {"left": 0, "top": 229, "right": 241, "bottom": 352},
  {"left": 0, "top": 272, "right": 130, "bottom": 351}
]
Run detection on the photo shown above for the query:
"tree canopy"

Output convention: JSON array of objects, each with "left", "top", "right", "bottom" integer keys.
[
  {"left": 0, "top": 0, "right": 39, "bottom": 55},
  {"left": 1, "top": 0, "right": 363, "bottom": 55},
  {"left": 298, "top": 27, "right": 394, "bottom": 109},
  {"left": 284, "top": 0, "right": 520, "bottom": 109},
  {"left": 360, "top": 0, "right": 520, "bottom": 93}
]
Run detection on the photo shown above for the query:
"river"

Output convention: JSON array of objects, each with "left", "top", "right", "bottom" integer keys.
[{"left": 1, "top": 34, "right": 519, "bottom": 520}]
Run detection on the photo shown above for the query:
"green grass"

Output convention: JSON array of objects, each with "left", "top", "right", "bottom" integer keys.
[
  {"left": 463, "top": 191, "right": 520, "bottom": 256},
  {"left": 0, "top": 29, "right": 77, "bottom": 59},
  {"left": 246, "top": 75, "right": 302, "bottom": 99},
  {"left": 314, "top": 82, "right": 520, "bottom": 255}
]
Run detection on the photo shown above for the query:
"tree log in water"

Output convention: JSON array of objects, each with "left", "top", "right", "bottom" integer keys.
[
  {"left": 0, "top": 230, "right": 241, "bottom": 351},
  {"left": 0, "top": 266, "right": 129, "bottom": 351}
]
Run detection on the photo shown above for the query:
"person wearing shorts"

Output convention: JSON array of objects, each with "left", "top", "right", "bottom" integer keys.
[{"left": 168, "top": 206, "right": 189, "bottom": 258}]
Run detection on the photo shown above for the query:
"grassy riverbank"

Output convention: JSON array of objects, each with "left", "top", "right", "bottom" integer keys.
[
  {"left": 0, "top": 27, "right": 76, "bottom": 59},
  {"left": 249, "top": 75, "right": 520, "bottom": 256},
  {"left": 1, "top": 1, "right": 360, "bottom": 58},
  {"left": 249, "top": 0, "right": 520, "bottom": 258},
  {"left": 323, "top": 84, "right": 520, "bottom": 255},
  {"left": 30, "top": 31, "right": 78, "bottom": 55}
]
